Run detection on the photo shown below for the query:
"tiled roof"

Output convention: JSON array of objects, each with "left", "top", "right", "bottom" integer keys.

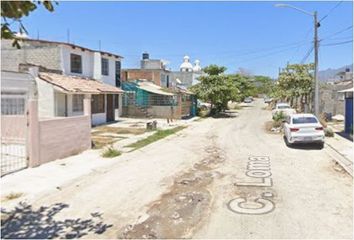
[{"left": 38, "top": 72, "right": 124, "bottom": 94}]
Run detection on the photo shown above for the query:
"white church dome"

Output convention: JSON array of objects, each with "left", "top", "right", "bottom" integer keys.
[
  {"left": 193, "top": 59, "right": 202, "bottom": 72},
  {"left": 180, "top": 55, "right": 193, "bottom": 72}
]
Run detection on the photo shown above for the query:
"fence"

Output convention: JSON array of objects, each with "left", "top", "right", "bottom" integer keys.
[{"left": 1, "top": 93, "right": 28, "bottom": 176}]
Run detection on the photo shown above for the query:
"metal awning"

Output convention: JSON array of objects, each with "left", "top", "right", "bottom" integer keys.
[
  {"left": 137, "top": 82, "right": 175, "bottom": 96},
  {"left": 338, "top": 87, "right": 354, "bottom": 93}
]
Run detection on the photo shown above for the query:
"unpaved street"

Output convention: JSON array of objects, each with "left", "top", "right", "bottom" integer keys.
[{"left": 2, "top": 99, "right": 352, "bottom": 239}]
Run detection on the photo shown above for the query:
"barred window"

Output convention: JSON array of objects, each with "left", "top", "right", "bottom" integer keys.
[
  {"left": 102, "top": 58, "right": 109, "bottom": 76},
  {"left": 1, "top": 97, "right": 25, "bottom": 115},
  {"left": 91, "top": 95, "right": 105, "bottom": 114},
  {"left": 73, "top": 94, "right": 84, "bottom": 112},
  {"left": 70, "top": 54, "right": 82, "bottom": 73}
]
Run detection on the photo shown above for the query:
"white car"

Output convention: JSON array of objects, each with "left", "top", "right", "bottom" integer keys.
[
  {"left": 272, "top": 103, "right": 296, "bottom": 118},
  {"left": 284, "top": 114, "right": 325, "bottom": 148}
]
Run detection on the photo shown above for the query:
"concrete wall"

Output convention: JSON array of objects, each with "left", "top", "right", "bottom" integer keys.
[
  {"left": 37, "top": 116, "right": 91, "bottom": 165},
  {"left": 1, "top": 40, "right": 62, "bottom": 72},
  {"left": 61, "top": 45, "right": 94, "bottom": 78},
  {"left": 36, "top": 78, "right": 55, "bottom": 117},
  {"left": 101, "top": 55, "right": 117, "bottom": 86},
  {"left": 320, "top": 83, "right": 351, "bottom": 116},
  {"left": 1, "top": 116, "right": 27, "bottom": 139},
  {"left": 147, "top": 106, "right": 181, "bottom": 119}
]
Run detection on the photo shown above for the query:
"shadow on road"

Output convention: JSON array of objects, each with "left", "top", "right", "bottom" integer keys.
[
  {"left": 283, "top": 136, "right": 323, "bottom": 150},
  {"left": 1, "top": 202, "right": 112, "bottom": 239}
]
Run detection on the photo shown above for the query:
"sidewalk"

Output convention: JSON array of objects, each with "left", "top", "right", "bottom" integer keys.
[
  {"left": 325, "top": 133, "right": 353, "bottom": 177},
  {"left": 1, "top": 117, "right": 200, "bottom": 210}
]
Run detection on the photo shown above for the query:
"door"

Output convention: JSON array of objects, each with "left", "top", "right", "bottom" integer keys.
[
  {"left": 106, "top": 94, "right": 115, "bottom": 122},
  {"left": 345, "top": 97, "right": 353, "bottom": 134}
]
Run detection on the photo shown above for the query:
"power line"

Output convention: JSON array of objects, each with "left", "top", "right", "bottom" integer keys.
[
  {"left": 319, "top": 1, "right": 343, "bottom": 23},
  {"left": 300, "top": 46, "right": 314, "bottom": 63},
  {"left": 322, "top": 25, "right": 353, "bottom": 40},
  {"left": 322, "top": 39, "right": 353, "bottom": 46}
]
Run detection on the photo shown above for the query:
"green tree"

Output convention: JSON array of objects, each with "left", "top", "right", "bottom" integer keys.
[
  {"left": 274, "top": 63, "right": 314, "bottom": 112},
  {"left": 1, "top": 1, "right": 56, "bottom": 48},
  {"left": 190, "top": 65, "right": 239, "bottom": 113},
  {"left": 253, "top": 75, "right": 275, "bottom": 96}
]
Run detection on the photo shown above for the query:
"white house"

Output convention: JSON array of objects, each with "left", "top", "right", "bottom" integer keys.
[{"left": 1, "top": 39, "right": 124, "bottom": 125}]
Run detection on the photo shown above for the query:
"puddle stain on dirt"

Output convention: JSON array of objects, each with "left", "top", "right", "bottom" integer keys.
[{"left": 118, "top": 144, "right": 225, "bottom": 239}]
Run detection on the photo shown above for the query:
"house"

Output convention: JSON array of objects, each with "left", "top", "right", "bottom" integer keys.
[
  {"left": 1, "top": 38, "right": 124, "bottom": 125},
  {"left": 121, "top": 53, "right": 172, "bottom": 88},
  {"left": 121, "top": 80, "right": 196, "bottom": 119},
  {"left": 320, "top": 68, "right": 353, "bottom": 117},
  {"left": 338, "top": 87, "right": 353, "bottom": 135}
]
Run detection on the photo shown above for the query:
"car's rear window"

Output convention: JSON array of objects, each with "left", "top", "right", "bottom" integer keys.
[
  {"left": 278, "top": 105, "right": 290, "bottom": 109},
  {"left": 292, "top": 117, "right": 318, "bottom": 124}
]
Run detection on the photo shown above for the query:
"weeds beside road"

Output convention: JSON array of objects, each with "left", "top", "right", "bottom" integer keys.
[{"left": 127, "top": 126, "right": 187, "bottom": 150}]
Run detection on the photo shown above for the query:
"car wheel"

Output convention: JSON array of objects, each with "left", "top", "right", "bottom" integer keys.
[
  {"left": 318, "top": 142, "right": 324, "bottom": 149},
  {"left": 284, "top": 135, "right": 292, "bottom": 147}
]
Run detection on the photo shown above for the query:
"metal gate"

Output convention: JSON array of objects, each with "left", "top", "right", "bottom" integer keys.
[{"left": 1, "top": 93, "right": 28, "bottom": 176}]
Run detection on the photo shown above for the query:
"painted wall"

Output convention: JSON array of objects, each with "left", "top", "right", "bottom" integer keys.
[
  {"left": 38, "top": 115, "right": 91, "bottom": 164},
  {"left": 100, "top": 54, "right": 118, "bottom": 86},
  {"left": 36, "top": 78, "right": 55, "bottom": 118},
  {"left": 1, "top": 116, "right": 27, "bottom": 139},
  {"left": 61, "top": 45, "right": 94, "bottom": 78}
]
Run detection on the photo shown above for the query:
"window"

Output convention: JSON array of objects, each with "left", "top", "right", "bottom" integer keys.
[
  {"left": 115, "top": 61, "right": 121, "bottom": 87},
  {"left": 91, "top": 95, "right": 105, "bottom": 114},
  {"left": 1, "top": 96, "right": 25, "bottom": 115},
  {"left": 102, "top": 58, "right": 109, "bottom": 76},
  {"left": 292, "top": 117, "right": 318, "bottom": 124},
  {"left": 70, "top": 54, "right": 82, "bottom": 73},
  {"left": 72, "top": 94, "right": 84, "bottom": 112}
]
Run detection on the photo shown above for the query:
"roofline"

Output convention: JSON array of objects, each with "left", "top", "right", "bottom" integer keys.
[{"left": 21, "top": 38, "right": 124, "bottom": 59}]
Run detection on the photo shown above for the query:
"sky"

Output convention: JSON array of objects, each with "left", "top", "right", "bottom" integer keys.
[{"left": 19, "top": 1, "right": 353, "bottom": 78}]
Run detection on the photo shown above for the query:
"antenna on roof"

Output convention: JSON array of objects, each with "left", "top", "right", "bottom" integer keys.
[
  {"left": 67, "top": 28, "right": 70, "bottom": 43},
  {"left": 37, "top": 30, "right": 39, "bottom": 40}
]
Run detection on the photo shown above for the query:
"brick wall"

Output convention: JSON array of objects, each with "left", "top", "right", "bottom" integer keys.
[{"left": 122, "top": 69, "right": 162, "bottom": 86}]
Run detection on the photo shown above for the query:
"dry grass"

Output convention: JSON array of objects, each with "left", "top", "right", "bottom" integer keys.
[
  {"left": 93, "top": 126, "right": 146, "bottom": 135},
  {"left": 3, "top": 192, "right": 23, "bottom": 201},
  {"left": 92, "top": 126, "right": 146, "bottom": 149}
]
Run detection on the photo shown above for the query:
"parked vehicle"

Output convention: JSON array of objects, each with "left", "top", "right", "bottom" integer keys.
[
  {"left": 272, "top": 103, "right": 296, "bottom": 118},
  {"left": 284, "top": 114, "right": 325, "bottom": 148},
  {"left": 244, "top": 97, "right": 252, "bottom": 103},
  {"left": 264, "top": 97, "right": 273, "bottom": 104}
]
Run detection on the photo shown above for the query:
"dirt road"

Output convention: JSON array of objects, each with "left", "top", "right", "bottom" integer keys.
[{"left": 2, "top": 99, "right": 352, "bottom": 239}]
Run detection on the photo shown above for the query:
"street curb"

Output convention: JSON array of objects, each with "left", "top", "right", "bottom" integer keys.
[{"left": 325, "top": 142, "right": 353, "bottom": 177}]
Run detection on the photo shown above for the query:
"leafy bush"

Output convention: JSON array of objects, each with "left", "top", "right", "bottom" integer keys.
[
  {"left": 324, "top": 128, "right": 334, "bottom": 137},
  {"left": 273, "top": 111, "right": 286, "bottom": 122},
  {"left": 101, "top": 146, "right": 121, "bottom": 158}
]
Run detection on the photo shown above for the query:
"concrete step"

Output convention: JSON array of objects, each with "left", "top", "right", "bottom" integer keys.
[{"left": 325, "top": 143, "right": 353, "bottom": 177}]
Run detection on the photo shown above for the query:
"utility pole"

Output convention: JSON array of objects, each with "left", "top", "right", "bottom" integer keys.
[
  {"left": 313, "top": 11, "right": 320, "bottom": 117},
  {"left": 274, "top": 4, "right": 321, "bottom": 117},
  {"left": 67, "top": 29, "right": 70, "bottom": 43}
]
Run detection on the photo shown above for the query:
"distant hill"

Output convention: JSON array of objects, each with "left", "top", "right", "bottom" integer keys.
[{"left": 318, "top": 64, "right": 353, "bottom": 82}]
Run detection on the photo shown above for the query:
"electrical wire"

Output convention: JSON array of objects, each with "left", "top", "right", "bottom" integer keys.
[
  {"left": 300, "top": 46, "right": 314, "bottom": 63},
  {"left": 319, "top": 1, "right": 343, "bottom": 23},
  {"left": 321, "top": 25, "right": 353, "bottom": 40},
  {"left": 322, "top": 39, "right": 353, "bottom": 46}
]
